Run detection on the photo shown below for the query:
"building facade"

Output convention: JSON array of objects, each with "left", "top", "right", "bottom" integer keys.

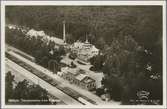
[
  {"left": 58, "top": 67, "right": 96, "bottom": 90},
  {"left": 70, "top": 39, "right": 99, "bottom": 62}
]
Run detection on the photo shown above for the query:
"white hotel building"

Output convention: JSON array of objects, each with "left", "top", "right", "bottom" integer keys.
[{"left": 70, "top": 39, "right": 99, "bottom": 62}]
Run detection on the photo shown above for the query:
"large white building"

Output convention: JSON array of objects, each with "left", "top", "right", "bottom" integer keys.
[{"left": 70, "top": 38, "right": 99, "bottom": 62}]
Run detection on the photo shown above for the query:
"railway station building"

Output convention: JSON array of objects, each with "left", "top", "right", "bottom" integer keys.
[{"left": 58, "top": 67, "right": 96, "bottom": 90}]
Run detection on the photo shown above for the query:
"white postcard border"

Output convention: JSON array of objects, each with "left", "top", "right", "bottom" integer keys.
[{"left": 1, "top": 1, "right": 166, "bottom": 108}]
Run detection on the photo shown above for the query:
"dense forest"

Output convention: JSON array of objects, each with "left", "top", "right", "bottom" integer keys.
[
  {"left": 5, "top": 6, "right": 162, "bottom": 104},
  {"left": 6, "top": 6, "right": 162, "bottom": 47}
]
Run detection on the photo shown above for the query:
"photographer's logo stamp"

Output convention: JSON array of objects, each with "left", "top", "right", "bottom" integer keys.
[{"left": 137, "top": 90, "right": 150, "bottom": 100}]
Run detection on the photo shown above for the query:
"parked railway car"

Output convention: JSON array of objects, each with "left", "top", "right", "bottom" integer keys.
[{"left": 78, "top": 97, "right": 93, "bottom": 105}]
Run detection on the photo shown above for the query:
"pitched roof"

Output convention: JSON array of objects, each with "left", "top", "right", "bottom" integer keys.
[
  {"left": 76, "top": 74, "right": 95, "bottom": 83},
  {"left": 76, "top": 74, "right": 87, "bottom": 81}
]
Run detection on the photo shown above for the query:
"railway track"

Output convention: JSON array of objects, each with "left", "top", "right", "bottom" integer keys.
[{"left": 6, "top": 52, "right": 97, "bottom": 105}]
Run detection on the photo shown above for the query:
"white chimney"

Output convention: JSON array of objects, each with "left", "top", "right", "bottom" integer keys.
[
  {"left": 85, "top": 34, "right": 89, "bottom": 43},
  {"left": 63, "top": 20, "right": 66, "bottom": 44}
]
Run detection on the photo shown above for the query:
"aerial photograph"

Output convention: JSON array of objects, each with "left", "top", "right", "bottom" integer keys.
[{"left": 4, "top": 5, "right": 163, "bottom": 106}]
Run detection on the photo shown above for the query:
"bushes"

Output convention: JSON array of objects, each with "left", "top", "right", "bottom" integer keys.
[
  {"left": 69, "top": 52, "right": 77, "bottom": 60},
  {"left": 96, "top": 88, "right": 105, "bottom": 96},
  {"left": 89, "top": 66, "right": 96, "bottom": 71},
  {"left": 70, "top": 62, "right": 77, "bottom": 68},
  {"left": 5, "top": 71, "right": 15, "bottom": 103},
  {"left": 89, "top": 55, "right": 105, "bottom": 71}
]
